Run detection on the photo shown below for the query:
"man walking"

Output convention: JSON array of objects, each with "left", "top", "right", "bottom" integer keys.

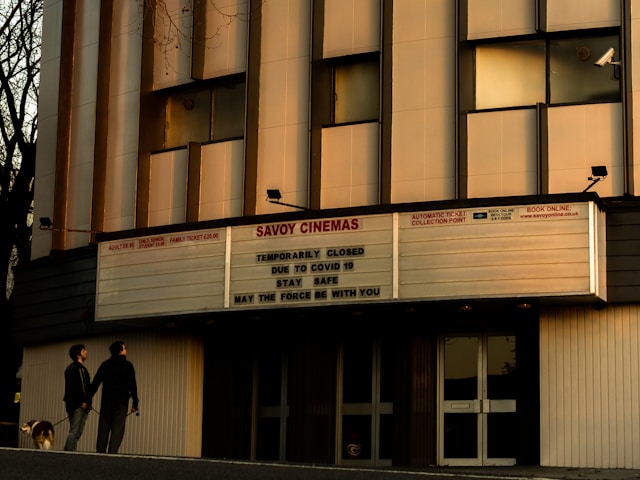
[
  {"left": 91, "top": 340, "right": 139, "bottom": 454},
  {"left": 63, "top": 344, "right": 92, "bottom": 451}
]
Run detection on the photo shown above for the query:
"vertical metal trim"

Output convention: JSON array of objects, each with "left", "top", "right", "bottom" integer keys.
[
  {"left": 379, "top": 0, "right": 393, "bottom": 204},
  {"left": 372, "top": 341, "right": 381, "bottom": 463},
  {"left": 335, "top": 340, "right": 344, "bottom": 464},
  {"left": 250, "top": 354, "right": 258, "bottom": 459},
  {"left": 52, "top": 0, "right": 78, "bottom": 250},
  {"left": 280, "top": 351, "right": 289, "bottom": 461},
  {"left": 309, "top": 0, "right": 327, "bottom": 210},
  {"left": 243, "top": 0, "right": 262, "bottom": 215},
  {"left": 588, "top": 201, "right": 597, "bottom": 295},
  {"left": 479, "top": 335, "right": 489, "bottom": 464},
  {"left": 537, "top": 0, "right": 546, "bottom": 32},
  {"left": 91, "top": 0, "right": 114, "bottom": 239},
  {"left": 137, "top": 1, "right": 165, "bottom": 228},
  {"left": 436, "top": 335, "right": 445, "bottom": 465},
  {"left": 455, "top": 0, "right": 460, "bottom": 200},
  {"left": 456, "top": 0, "right": 470, "bottom": 199},
  {"left": 537, "top": 103, "right": 549, "bottom": 194},
  {"left": 224, "top": 226, "right": 232, "bottom": 308},
  {"left": 621, "top": 0, "right": 634, "bottom": 194},
  {"left": 392, "top": 212, "right": 399, "bottom": 299},
  {"left": 136, "top": 152, "right": 151, "bottom": 228},
  {"left": 191, "top": 0, "right": 206, "bottom": 80},
  {"left": 186, "top": 142, "right": 202, "bottom": 223}
]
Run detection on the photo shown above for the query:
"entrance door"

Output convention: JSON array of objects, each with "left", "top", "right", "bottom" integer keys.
[
  {"left": 337, "top": 338, "right": 393, "bottom": 466},
  {"left": 439, "top": 334, "right": 517, "bottom": 466},
  {"left": 252, "top": 350, "right": 288, "bottom": 461}
]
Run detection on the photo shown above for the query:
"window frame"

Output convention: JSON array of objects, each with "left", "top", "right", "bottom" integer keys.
[
  {"left": 472, "top": 29, "right": 621, "bottom": 112},
  {"left": 156, "top": 73, "right": 247, "bottom": 152},
  {"left": 329, "top": 52, "right": 381, "bottom": 126}
]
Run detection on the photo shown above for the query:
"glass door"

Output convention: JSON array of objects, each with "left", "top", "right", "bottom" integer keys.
[
  {"left": 439, "top": 334, "right": 516, "bottom": 466},
  {"left": 337, "top": 338, "right": 393, "bottom": 466},
  {"left": 252, "top": 350, "right": 288, "bottom": 461}
]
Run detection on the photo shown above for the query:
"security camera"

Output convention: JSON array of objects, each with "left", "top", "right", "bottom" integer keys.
[{"left": 594, "top": 47, "right": 616, "bottom": 67}]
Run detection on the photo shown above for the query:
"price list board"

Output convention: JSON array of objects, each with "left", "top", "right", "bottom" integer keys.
[{"left": 97, "top": 229, "right": 226, "bottom": 320}]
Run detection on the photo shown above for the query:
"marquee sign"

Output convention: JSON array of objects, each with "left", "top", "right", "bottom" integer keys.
[
  {"left": 96, "top": 229, "right": 226, "bottom": 320},
  {"left": 398, "top": 202, "right": 601, "bottom": 301},
  {"left": 229, "top": 215, "right": 393, "bottom": 308},
  {"left": 95, "top": 201, "right": 605, "bottom": 321}
]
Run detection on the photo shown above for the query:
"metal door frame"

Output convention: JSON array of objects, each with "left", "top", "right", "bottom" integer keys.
[
  {"left": 250, "top": 351, "right": 289, "bottom": 461},
  {"left": 336, "top": 339, "right": 393, "bottom": 466},
  {"left": 438, "top": 333, "right": 516, "bottom": 466}
]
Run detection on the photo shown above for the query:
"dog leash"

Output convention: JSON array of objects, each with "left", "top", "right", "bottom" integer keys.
[
  {"left": 49, "top": 407, "right": 138, "bottom": 422},
  {"left": 51, "top": 415, "right": 70, "bottom": 428},
  {"left": 51, "top": 406, "right": 94, "bottom": 426},
  {"left": 90, "top": 408, "right": 140, "bottom": 417},
  {"left": 32, "top": 406, "right": 137, "bottom": 431}
]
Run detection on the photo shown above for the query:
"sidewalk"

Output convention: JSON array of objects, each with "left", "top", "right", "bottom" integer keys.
[
  {"left": 2, "top": 448, "right": 640, "bottom": 480},
  {"left": 421, "top": 466, "right": 640, "bottom": 480}
]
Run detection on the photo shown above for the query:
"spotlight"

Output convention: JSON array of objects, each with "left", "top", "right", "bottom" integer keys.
[
  {"left": 265, "top": 189, "right": 309, "bottom": 210},
  {"left": 266, "top": 189, "right": 282, "bottom": 201},
  {"left": 38, "top": 217, "right": 100, "bottom": 233},
  {"left": 583, "top": 166, "right": 608, "bottom": 192}
]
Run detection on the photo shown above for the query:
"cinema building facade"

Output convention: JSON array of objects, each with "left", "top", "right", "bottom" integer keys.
[{"left": 13, "top": 0, "right": 640, "bottom": 470}]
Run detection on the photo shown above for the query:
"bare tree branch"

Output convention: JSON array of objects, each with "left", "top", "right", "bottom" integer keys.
[
  {"left": 143, "top": 0, "right": 251, "bottom": 76},
  {"left": 0, "top": 0, "right": 40, "bottom": 435},
  {"left": 0, "top": 0, "right": 40, "bottom": 303}
]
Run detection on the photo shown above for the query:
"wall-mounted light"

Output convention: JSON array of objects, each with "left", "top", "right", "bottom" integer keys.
[
  {"left": 583, "top": 166, "right": 608, "bottom": 192},
  {"left": 39, "top": 217, "right": 100, "bottom": 233},
  {"left": 266, "top": 189, "right": 309, "bottom": 211}
]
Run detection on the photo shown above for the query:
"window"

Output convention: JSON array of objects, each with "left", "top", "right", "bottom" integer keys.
[
  {"left": 165, "top": 87, "right": 212, "bottom": 148},
  {"left": 333, "top": 57, "right": 380, "bottom": 125},
  {"left": 163, "top": 75, "right": 246, "bottom": 149},
  {"left": 475, "top": 34, "right": 620, "bottom": 110},
  {"left": 550, "top": 36, "right": 620, "bottom": 104},
  {"left": 475, "top": 41, "right": 545, "bottom": 110},
  {"left": 212, "top": 78, "right": 245, "bottom": 141}
]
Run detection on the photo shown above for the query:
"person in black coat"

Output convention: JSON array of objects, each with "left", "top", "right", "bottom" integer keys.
[
  {"left": 91, "top": 340, "right": 139, "bottom": 454},
  {"left": 63, "top": 344, "right": 92, "bottom": 451}
]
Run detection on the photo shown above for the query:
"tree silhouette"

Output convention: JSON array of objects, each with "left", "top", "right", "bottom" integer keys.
[
  {"left": 0, "top": 0, "right": 244, "bottom": 445},
  {"left": 0, "top": 0, "right": 40, "bottom": 444}
]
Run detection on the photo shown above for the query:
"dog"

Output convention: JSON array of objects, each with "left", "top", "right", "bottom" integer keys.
[{"left": 20, "top": 420, "right": 55, "bottom": 450}]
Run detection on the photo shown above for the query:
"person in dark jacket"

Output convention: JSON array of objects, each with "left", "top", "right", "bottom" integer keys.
[
  {"left": 63, "top": 344, "right": 92, "bottom": 451},
  {"left": 91, "top": 340, "right": 139, "bottom": 454}
]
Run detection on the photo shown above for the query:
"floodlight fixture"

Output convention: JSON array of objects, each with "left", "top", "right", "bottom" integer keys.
[
  {"left": 266, "top": 189, "right": 309, "bottom": 211},
  {"left": 39, "top": 217, "right": 100, "bottom": 233},
  {"left": 583, "top": 166, "right": 608, "bottom": 192},
  {"left": 590, "top": 166, "right": 608, "bottom": 178},
  {"left": 266, "top": 189, "right": 282, "bottom": 201}
]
